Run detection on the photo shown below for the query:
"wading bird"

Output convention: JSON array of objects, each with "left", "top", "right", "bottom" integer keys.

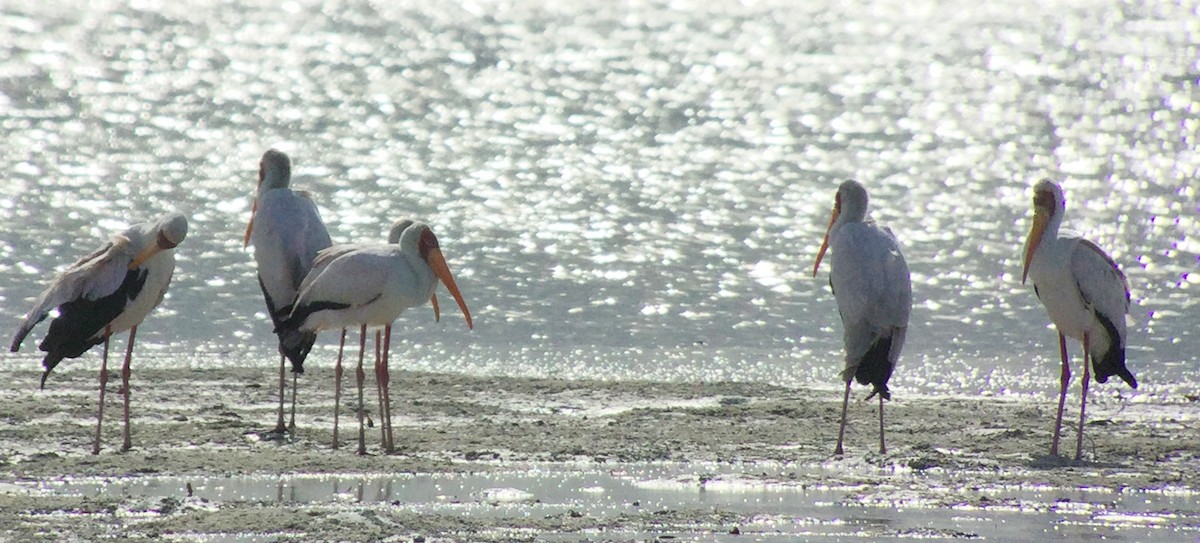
[
  {"left": 1021, "top": 179, "right": 1137, "bottom": 461},
  {"left": 316, "top": 218, "right": 420, "bottom": 451},
  {"left": 244, "top": 148, "right": 340, "bottom": 435},
  {"left": 812, "top": 180, "right": 911, "bottom": 455},
  {"left": 11, "top": 213, "right": 188, "bottom": 454},
  {"left": 277, "top": 221, "right": 472, "bottom": 455}
]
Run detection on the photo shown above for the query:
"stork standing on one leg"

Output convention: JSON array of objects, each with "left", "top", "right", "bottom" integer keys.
[
  {"left": 1021, "top": 179, "right": 1137, "bottom": 461},
  {"left": 812, "top": 180, "right": 911, "bottom": 456}
]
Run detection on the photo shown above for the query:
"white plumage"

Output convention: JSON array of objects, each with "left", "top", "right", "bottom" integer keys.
[
  {"left": 1022, "top": 178, "right": 1136, "bottom": 461},
  {"left": 278, "top": 220, "right": 472, "bottom": 454},
  {"left": 10, "top": 212, "right": 188, "bottom": 454},
  {"left": 244, "top": 149, "right": 335, "bottom": 435},
  {"left": 813, "top": 180, "right": 911, "bottom": 455}
]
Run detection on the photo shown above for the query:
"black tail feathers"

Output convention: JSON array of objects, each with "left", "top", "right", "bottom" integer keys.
[
  {"left": 855, "top": 335, "right": 894, "bottom": 401},
  {"left": 273, "top": 301, "right": 349, "bottom": 373},
  {"left": 277, "top": 327, "right": 316, "bottom": 374},
  {"left": 1093, "top": 343, "right": 1137, "bottom": 389},
  {"left": 1091, "top": 313, "right": 1137, "bottom": 389},
  {"left": 39, "top": 351, "right": 70, "bottom": 390}
]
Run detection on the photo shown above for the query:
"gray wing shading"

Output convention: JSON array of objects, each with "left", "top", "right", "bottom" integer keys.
[
  {"left": 10, "top": 236, "right": 133, "bottom": 352},
  {"left": 828, "top": 223, "right": 912, "bottom": 370},
  {"left": 251, "top": 189, "right": 333, "bottom": 319}
]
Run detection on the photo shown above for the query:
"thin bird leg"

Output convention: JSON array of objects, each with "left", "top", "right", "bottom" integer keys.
[
  {"left": 382, "top": 324, "right": 394, "bottom": 454},
  {"left": 356, "top": 324, "right": 367, "bottom": 456},
  {"left": 93, "top": 326, "right": 113, "bottom": 456},
  {"left": 120, "top": 326, "right": 137, "bottom": 452},
  {"left": 289, "top": 370, "right": 299, "bottom": 435},
  {"left": 878, "top": 392, "right": 886, "bottom": 455},
  {"left": 1050, "top": 332, "right": 1071, "bottom": 457},
  {"left": 374, "top": 330, "right": 386, "bottom": 450},
  {"left": 332, "top": 328, "right": 346, "bottom": 449},
  {"left": 272, "top": 352, "right": 287, "bottom": 434},
  {"left": 1075, "top": 332, "right": 1092, "bottom": 462},
  {"left": 834, "top": 379, "right": 851, "bottom": 456}
]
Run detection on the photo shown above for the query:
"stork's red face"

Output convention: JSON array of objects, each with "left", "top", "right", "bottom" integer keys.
[{"left": 419, "top": 228, "right": 473, "bottom": 330}]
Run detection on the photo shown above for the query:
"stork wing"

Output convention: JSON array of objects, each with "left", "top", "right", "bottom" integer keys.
[
  {"left": 251, "top": 189, "right": 333, "bottom": 315},
  {"left": 293, "top": 245, "right": 398, "bottom": 312},
  {"left": 1071, "top": 238, "right": 1130, "bottom": 320},
  {"left": 10, "top": 236, "right": 133, "bottom": 351},
  {"left": 828, "top": 223, "right": 912, "bottom": 363}
]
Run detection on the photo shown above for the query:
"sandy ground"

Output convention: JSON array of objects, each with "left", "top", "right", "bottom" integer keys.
[{"left": 0, "top": 365, "right": 1198, "bottom": 541}]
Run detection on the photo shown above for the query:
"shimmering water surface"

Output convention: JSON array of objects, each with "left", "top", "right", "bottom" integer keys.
[
  {"left": 22, "top": 465, "right": 1200, "bottom": 541},
  {"left": 0, "top": 0, "right": 1197, "bottom": 398}
]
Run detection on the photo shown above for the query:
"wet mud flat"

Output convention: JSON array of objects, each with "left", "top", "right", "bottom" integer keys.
[{"left": 0, "top": 366, "right": 1197, "bottom": 541}]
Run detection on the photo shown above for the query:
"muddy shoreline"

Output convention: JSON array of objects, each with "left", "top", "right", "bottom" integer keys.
[{"left": 1, "top": 366, "right": 1197, "bottom": 541}]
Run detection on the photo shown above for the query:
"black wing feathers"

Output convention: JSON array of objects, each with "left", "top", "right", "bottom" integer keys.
[{"left": 37, "top": 268, "right": 148, "bottom": 387}]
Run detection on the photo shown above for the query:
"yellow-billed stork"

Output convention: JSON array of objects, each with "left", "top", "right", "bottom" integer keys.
[
  {"left": 11, "top": 213, "right": 188, "bottom": 454},
  {"left": 812, "top": 180, "right": 911, "bottom": 456},
  {"left": 1022, "top": 178, "right": 1137, "bottom": 461}
]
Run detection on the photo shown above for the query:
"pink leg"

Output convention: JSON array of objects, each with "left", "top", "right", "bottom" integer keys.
[
  {"left": 332, "top": 329, "right": 346, "bottom": 449},
  {"left": 835, "top": 379, "right": 850, "bottom": 456},
  {"left": 1051, "top": 332, "right": 1071, "bottom": 457},
  {"left": 382, "top": 324, "right": 394, "bottom": 454},
  {"left": 878, "top": 393, "right": 886, "bottom": 455},
  {"left": 374, "top": 330, "right": 387, "bottom": 449},
  {"left": 356, "top": 324, "right": 367, "bottom": 456},
  {"left": 120, "top": 326, "right": 137, "bottom": 452},
  {"left": 289, "top": 370, "right": 299, "bottom": 434},
  {"left": 93, "top": 327, "right": 113, "bottom": 455},
  {"left": 272, "top": 352, "right": 287, "bottom": 434},
  {"left": 1076, "top": 332, "right": 1092, "bottom": 461}
]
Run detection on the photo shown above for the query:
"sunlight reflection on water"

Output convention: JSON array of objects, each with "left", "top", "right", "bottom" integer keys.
[{"left": 0, "top": 0, "right": 1196, "bottom": 398}]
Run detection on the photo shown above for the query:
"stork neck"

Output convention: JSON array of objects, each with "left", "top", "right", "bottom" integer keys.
[
  {"left": 260, "top": 170, "right": 290, "bottom": 192},
  {"left": 1044, "top": 205, "right": 1065, "bottom": 240},
  {"left": 838, "top": 205, "right": 867, "bottom": 224}
]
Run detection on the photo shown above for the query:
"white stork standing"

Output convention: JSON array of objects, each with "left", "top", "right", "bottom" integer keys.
[
  {"left": 10, "top": 213, "right": 188, "bottom": 454},
  {"left": 1021, "top": 179, "right": 1137, "bottom": 461},
  {"left": 244, "top": 148, "right": 340, "bottom": 436},
  {"left": 812, "top": 180, "right": 911, "bottom": 455},
  {"left": 313, "top": 218, "right": 423, "bottom": 451},
  {"left": 277, "top": 221, "right": 472, "bottom": 455}
]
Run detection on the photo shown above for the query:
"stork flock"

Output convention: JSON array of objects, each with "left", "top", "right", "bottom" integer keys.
[{"left": 9, "top": 152, "right": 1137, "bottom": 462}]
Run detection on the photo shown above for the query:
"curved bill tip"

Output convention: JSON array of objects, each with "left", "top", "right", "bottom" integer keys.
[
  {"left": 431, "top": 293, "right": 441, "bottom": 322},
  {"left": 812, "top": 206, "right": 838, "bottom": 277},
  {"left": 243, "top": 219, "right": 254, "bottom": 248},
  {"left": 427, "top": 248, "right": 473, "bottom": 330},
  {"left": 812, "top": 238, "right": 830, "bottom": 278}
]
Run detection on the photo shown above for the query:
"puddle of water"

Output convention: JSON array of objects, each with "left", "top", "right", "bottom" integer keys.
[{"left": 21, "top": 464, "right": 1200, "bottom": 542}]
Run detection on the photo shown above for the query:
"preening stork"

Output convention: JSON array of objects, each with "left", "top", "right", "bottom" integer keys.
[
  {"left": 244, "top": 149, "right": 338, "bottom": 435},
  {"left": 1021, "top": 179, "right": 1137, "bottom": 461},
  {"left": 812, "top": 180, "right": 911, "bottom": 455},
  {"left": 11, "top": 213, "right": 188, "bottom": 454},
  {"left": 277, "top": 221, "right": 472, "bottom": 455}
]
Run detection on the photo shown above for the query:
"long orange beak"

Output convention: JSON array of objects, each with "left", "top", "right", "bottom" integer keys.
[
  {"left": 129, "top": 243, "right": 162, "bottom": 270},
  {"left": 427, "top": 248, "right": 472, "bottom": 329},
  {"left": 812, "top": 205, "right": 840, "bottom": 277},
  {"left": 431, "top": 293, "right": 441, "bottom": 322},
  {"left": 1021, "top": 207, "right": 1049, "bottom": 284},
  {"left": 243, "top": 197, "right": 258, "bottom": 247}
]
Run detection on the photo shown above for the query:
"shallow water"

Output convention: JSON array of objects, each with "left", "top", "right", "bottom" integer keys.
[
  {"left": 21, "top": 464, "right": 1200, "bottom": 541},
  {"left": 0, "top": 0, "right": 1197, "bottom": 400}
]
